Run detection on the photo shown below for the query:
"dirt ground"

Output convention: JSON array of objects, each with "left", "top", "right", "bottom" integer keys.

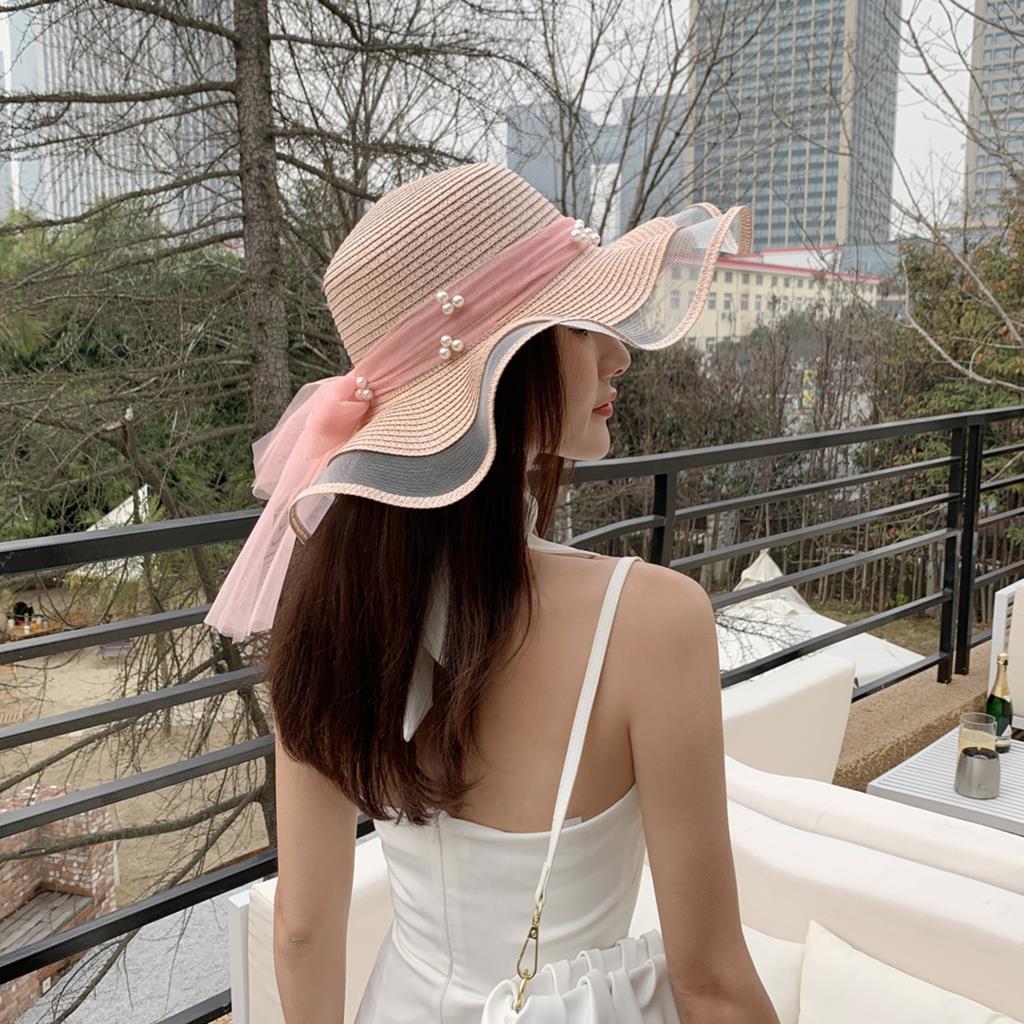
[{"left": 0, "top": 642, "right": 270, "bottom": 909}]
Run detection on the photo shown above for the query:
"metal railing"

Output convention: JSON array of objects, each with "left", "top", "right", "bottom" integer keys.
[{"left": 2, "top": 404, "right": 1023, "bottom": 1022}]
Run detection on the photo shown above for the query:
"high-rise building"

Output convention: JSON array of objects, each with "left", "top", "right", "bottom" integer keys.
[
  {"left": 505, "top": 102, "right": 597, "bottom": 225},
  {"left": 505, "top": 95, "right": 694, "bottom": 243},
  {"left": 0, "top": 5, "right": 232, "bottom": 228},
  {"left": 690, "top": 0, "right": 901, "bottom": 250},
  {"left": 965, "top": 0, "right": 1024, "bottom": 224}
]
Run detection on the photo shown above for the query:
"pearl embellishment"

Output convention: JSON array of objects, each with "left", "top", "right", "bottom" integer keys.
[
  {"left": 352, "top": 374, "right": 374, "bottom": 400},
  {"left": 570, "top": 220, "right": 600, "bottom": 246},
  {"left": 436, "top": 287, "right": 466, "bottom": 316},
  {"left": 439, "top": 334, "right": 464, "bottom": 363},
  {"left": 434, "top": 281, "right": 468, "bottom": 361}
]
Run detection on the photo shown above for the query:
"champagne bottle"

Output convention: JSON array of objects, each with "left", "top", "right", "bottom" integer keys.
[{"left": 986, "top": 652, "right": 1014, "bottom": 754}]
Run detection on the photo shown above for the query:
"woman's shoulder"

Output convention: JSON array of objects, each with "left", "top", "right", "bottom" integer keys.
[
  {"left": 596, "top": 557, "right": 717, "bottom": 725},
  {"left": 566, "top": 554, "right": 713, "bottom": 647},
  {"left": 626, "top": 556, "right": 707, "bottom": 598},
  {"left": 614, "top": 558, "right": 715, "bottom": 655}
]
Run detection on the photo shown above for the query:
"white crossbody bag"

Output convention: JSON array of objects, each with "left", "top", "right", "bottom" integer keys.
[{"left": 479, "top": 555, "right": 681, "bottom": 1023}]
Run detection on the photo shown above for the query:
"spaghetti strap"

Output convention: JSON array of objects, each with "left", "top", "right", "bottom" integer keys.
[{"left": 531, "top": 555, "right": 641, "bottom": 909}]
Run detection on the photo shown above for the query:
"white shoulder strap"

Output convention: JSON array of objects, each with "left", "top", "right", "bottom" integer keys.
[{"left": 532, "top": 555, "right": 640, "bottom": 908}]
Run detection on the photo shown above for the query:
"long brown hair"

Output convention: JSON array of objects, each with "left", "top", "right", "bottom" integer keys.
[{"left": 269, "top": 327, "right": 571, "bottom": 824}]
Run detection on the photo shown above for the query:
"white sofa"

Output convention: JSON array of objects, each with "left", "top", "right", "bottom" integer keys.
[
  {"left": 229, "top": 757, "right": 1024, "bottom": 1023},
  {"left": 231, "top": 834, "right": 393, "bottom": 1024},
  {"left": 228, "top": 652, "right": 1024, "bottom": 1021}
]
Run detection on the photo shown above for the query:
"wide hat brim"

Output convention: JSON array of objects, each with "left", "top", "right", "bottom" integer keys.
[{"left": 291, "top": 202, "right": 751, "bottom": 537}]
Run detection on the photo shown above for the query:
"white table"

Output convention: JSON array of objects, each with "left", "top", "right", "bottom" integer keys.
[{"left": 867, "top": 727, "right": 1024, "bottom": 838}]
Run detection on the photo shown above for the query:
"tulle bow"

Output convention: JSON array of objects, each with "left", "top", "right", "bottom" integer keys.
[{"left": 205, "top": 372, "right": 370, "bottom": 641}]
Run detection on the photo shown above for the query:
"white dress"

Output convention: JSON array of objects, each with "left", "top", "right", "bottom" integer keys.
[{"left": 352, "top": 521, "right": 645, "bottom": 1023}]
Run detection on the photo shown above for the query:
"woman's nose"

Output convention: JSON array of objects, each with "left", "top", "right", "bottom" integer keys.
[{"left": 607, "top": 341, "right": 631, "bottom": 379}]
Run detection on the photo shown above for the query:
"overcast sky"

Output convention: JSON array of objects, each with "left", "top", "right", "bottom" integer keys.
[{"left": 891, "top": 0, "right": 975, "bottom": 230}]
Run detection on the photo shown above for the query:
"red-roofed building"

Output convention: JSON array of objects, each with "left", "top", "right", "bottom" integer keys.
[{"left": 653, "top": 245, "right": 887, "bottom": 352}]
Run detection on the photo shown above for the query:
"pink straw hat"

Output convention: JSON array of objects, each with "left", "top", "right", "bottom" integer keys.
[{"left": 205, "top": 161, "right": 750, "bottom": 641}]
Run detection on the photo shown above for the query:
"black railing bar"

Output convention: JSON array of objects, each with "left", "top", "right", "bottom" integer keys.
[
  {"left": 976, "top": 506, "right": 1024, "bottom": 530},
  {"left": 706, "top": 528, "right": 956, "bottom": 611},
  {"left": 958, "top": 405, "right": 1024, "bottom": 426},
  {"left": 0, "top": 735, "right": 273, "bottom": 839},
  {"left": 982, "top": 439, "right": 1024, "bottom": 459},
  {"left": 0, "top": 603, "right": 213, "bottom": 667},
  {"left": 4, "top": 405, "right": 1020, "bottom": 577},
  {"left": 957, "top": 425, "right": 987, "bottom": 674},
  {"left": 1, "top": 408, "right": 1013, "bottom": 582},
  {"left": 158, "top": 991, "right": 232, "bottom": 1024},
  {"left": 851, "top": 652, "right": 947, "bottom": 702},
  {"left": 719, "top": 592, "right": 947, "bottom": 688},
  {"left": 0, "top": 508, "right": 261, "bottom": 578},
  {"left": 572, "top": 405, "right": 1024, "bottom": 482},
  {"left": 672, "top": 494, "right": 957, "bottom": 573},
  {"left": 971, "top": 560, "right": 1024, "bottom": 589},
  {"left": 0, "top": 850, "right": 276, "bottom": 984},
  {"left": 937, "top": 424, "right": 965, "bottom": 684},
  {"left": 969, "top": 627, "right": 993, "bottom": 649},
  {"left": 979, "top": 472, "right": 1024, "bottom": 494},
  {"left": 566, "top": 514, "right": 663, "bottom": 549},
  {"left": 0, "top": 667, "right": 264, "bottom": 752},
  {"left": 672, "top": 454, "right": 957, "bottom": 524}
]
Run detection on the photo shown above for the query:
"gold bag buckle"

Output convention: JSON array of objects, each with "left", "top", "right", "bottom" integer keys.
[{"left": 512, "top": 900, "right": 543, "bottom": 1011}]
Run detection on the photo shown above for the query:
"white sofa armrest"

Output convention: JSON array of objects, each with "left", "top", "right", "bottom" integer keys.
[
  {"left": 225, "top": 888, "right": 251, "bottom": 1024},
  {"left": 721, "top": 652, "right": 855, "bottom": 782},
  {"left": 725, "top": 754, "right": 1024, "bottom": 896}
]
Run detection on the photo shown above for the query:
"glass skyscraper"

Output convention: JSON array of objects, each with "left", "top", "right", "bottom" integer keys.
[
  {"left": 689, "top": 0, "right": 900, "bottom": 249},
  {"left": 965, "top": 0, "right": 1024, "bottom": 224},
  {"left": 1, "top": 4, "right": 231, "bottom": 229}
]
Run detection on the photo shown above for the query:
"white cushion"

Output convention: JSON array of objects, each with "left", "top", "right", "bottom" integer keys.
[
  {"left": 797, "top": 919, "right": 1022, "bottom": 1023},
  {"left": 740, "top": 924, "right": 803, "bottom": 1024},
  {"left": 727, "top": 800, "right": 1024, "bottom": 1019}
]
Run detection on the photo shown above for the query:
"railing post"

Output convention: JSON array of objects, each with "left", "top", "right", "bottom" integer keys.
[
  {"left": 648, "top": 471, "right": 677, "bottom": 566},
  {"left": 955, "top": 423, "right": 984, "bottom": 675},
  {"left": 938, "top": 425, "right": 966, "bottom": 683}
]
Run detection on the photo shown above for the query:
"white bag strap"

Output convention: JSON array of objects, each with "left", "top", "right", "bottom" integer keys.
[{"left": 532, "top": 554, "right": 640, "bottom": 908}]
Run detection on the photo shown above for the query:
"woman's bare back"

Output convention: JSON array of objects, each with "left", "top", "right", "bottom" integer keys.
[{"left": 418, "top": 551, "right": 669, "bottom": 832}]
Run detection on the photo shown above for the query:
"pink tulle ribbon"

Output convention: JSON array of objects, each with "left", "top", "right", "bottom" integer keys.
[
  {"left": 204, "top": 215, "right": 588, "bottom": 641},
  {"left": 204, "top": 374, "right": 371, "bottom": 640}
]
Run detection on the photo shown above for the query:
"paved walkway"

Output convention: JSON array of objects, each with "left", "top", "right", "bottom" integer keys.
[
  {"left": 16, "top": 887, "right": 241, "bottom": 1024},
  {"left": 834, "top": 639, "right": 992, "bottom": 791}
]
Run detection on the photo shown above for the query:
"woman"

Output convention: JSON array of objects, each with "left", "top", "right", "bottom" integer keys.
[{"left": 205, "top": 162, "right": 778, "bottom": 1022}]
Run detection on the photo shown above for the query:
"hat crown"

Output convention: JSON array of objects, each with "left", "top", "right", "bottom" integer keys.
[{"left": 322, "top": 163, "right": 562, "bottom": 366}]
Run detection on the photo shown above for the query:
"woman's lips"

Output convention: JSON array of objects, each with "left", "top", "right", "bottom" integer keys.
[{"left": 592, "top": 401, "right": 614, "bottom": 417}]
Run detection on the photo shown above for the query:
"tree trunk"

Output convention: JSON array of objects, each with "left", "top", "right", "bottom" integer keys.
[{"left": 234, "top": 0, "right": 292, "bottom": 433}]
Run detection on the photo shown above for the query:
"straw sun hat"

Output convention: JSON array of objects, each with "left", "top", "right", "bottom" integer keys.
[{"left": 204, "top": 161, "right": 750, "bottom": 642}]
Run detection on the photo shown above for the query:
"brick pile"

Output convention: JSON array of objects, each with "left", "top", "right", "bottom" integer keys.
[{"left": 0, "top": 785, "right": 116, "bottom": 1024}]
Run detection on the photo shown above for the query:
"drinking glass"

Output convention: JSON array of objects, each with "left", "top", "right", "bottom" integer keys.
[{"left": 957, "top": 711, "right": 997, "bottom": 756}]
